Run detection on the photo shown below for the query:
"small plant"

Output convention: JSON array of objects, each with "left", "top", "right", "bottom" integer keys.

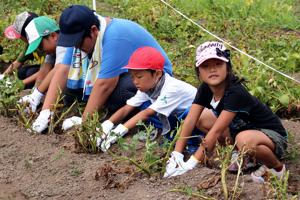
[
  {"left": 169, "top": 186, "right": 214, "bottom": 200},
  {"left": 108, "top": 121, "right": 182, "bottom": 177},
  {"left": 69, "top": 166, "right": 83, "bottom": 177},
  {"left": 215, "top": 143, "right": 246, "bottom": 200},
  {"left": 16, "top": 102, "right": 37, "bottom": 130},
  {"left": 263, "top": 170, "right": 298, "bottom": 200},
  {"left": 71, "top": 112, "right": 105, "bottom": 153},
  {"left": 48, "top": 89, "right": 77, "bottom": 134},
  {"left": 52, "top": 149, "right": 65, "bottom": 161}
]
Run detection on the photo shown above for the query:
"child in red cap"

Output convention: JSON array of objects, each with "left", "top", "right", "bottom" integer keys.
[{"left": 98, "top": 46, "right": 197, "bottom": 152}]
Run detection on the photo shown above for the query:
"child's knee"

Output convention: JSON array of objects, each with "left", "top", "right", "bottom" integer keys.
[{"left": 235, "top": 133, "right": 256, "bottom": 153}]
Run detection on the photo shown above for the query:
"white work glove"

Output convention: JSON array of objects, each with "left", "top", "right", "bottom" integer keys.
[
  {"left": 100, "top": 124, "right": 128, "bottom": 152},
  {"left": 62, "top": 116, "right": 82, "bottom": 131},
  {"left": 18, "top": 88, "right": 44, "bottom": 113},
  {"left": 163, "top": 151, "right": 184, "bottom": 178},
  {"left": 167, "top": 155, "right": 199, "bottom": 178},
  {"left": 31, "top": 109, "right": 53, "bottom": 133},
  {"left": 101, "top": 120, "right": 114, "bottom": 135},
  {"left": 96, "top": 120, "right": 114, "bottom": 147},
  {"left": 0, "top": 74, "right": 4, "bottom": 80}
]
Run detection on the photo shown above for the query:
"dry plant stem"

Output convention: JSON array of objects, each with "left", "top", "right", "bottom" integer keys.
[
  {"left": 108, "top": 150, "right": 151, "bottom": 176},
  {"left": 221, "top": 160, "right": 229, "bottom": 200},
  {"left": 53, "top": 101, "right": 77, "bottom": 128},
  {"left": 169, "top": 188, "right": 215, "bottom": 200},
  {"left": 220, "top": 146, "right": 232, "bottom": 200},
  {"left": 231, "top": 147, "right": 246, "bottom": 200}
]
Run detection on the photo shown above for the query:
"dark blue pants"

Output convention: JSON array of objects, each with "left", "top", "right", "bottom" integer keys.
[
  {"left": 140, "top": 102, "right": 204, "bottom": 154},
  {"left": 17, "top": 64, "right": 40, "bottom": 89},
  {"left": 63, "top": 72, "right": 137, "bottom": 112}
]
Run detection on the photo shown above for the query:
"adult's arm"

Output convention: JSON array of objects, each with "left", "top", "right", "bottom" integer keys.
[
  {"left": 41, "top": 64, "right": 69, "bottom": 110},
  {"left": 82, "top": 77, "right": 119, "bottom": 120}
]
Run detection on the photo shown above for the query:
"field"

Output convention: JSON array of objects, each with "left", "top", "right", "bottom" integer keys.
[{"left": 0, "top": 0, "right": 299, "bottom": 199}]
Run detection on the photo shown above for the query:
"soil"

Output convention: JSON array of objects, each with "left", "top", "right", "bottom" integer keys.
[{"left": 0, "top": 116, "right": 299, "bottom": 200}]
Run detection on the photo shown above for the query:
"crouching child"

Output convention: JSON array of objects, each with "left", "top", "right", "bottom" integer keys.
[
  {"left": 98, "top": 46, "right": 197, "bottom": 152},
  {"left": 163, "top": 41, "right": 287, "bottom": 183}
]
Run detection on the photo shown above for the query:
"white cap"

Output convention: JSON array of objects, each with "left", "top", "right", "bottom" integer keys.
[{"left": 196, "top": 41, "right": 229, "bottom": 67}]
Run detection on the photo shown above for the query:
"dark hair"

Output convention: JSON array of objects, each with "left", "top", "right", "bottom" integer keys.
[
  {"left": 195, "top": 48, "right": 245, "bottom": 88},
  {"left": 21, "top": 12, "right": 38, "bottom": 38},
  {"left": 82, "top": 14, "right": 100, "bottom": 39}
]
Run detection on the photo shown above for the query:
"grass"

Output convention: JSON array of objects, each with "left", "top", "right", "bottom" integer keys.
[{"left": 103, "top": 0, "right": 300, "bottom": 117}]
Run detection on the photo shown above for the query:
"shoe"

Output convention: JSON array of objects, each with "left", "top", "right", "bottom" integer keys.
[
  {"left": 251, "top": 165, "right": 267, "bottom": 183},
  {"left": 228, "top": 151, "right": 256, "bottom": 172},
  {"left": 270, "top": 164, "right": 286, "bottom": 180},
  {"left": 251, "top": 164, "right": 286, "bottom": 183}
]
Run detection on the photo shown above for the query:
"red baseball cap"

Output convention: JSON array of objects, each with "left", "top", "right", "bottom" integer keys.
[{"left": 123, "top": 46, "right": 165, "bottom": 70}]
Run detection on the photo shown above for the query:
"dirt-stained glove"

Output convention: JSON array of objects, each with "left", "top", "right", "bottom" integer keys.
[
  {"left": 18, "top": 88, "right": 44, "bottom": 113},
  {"left": 168, "top": 155, "right": 199, "bottom": 177},
  {"left": 163, "top": 151, "right": 184, "bottom": 178},
  {"left": 96, "top": 120, "right": 115, "bottom": 147},
  {"left": 62, "top": 116, "right": 82, "bottom": 131},
  {"left": 100, "top": 124, "right": 128, "bottom": 152},
  {"left": 31, "top": 109, "right": 53, "bottom": 133}
]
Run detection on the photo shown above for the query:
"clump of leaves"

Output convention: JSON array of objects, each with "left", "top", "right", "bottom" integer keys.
[
  {"left": 263, "top": 170, "right": 298, "bottom": 200},
  {"left": 16, "top": 102, "right": 37, "bottom": 130},
  {"left": 71, "top": 112, "right": 105, "bottom": 153},
  {"left": 109, "top": 121, "right": 182, "bottom": 177},
  {"left": 0, "top": 74, "right": 24, "bottom": 117}
]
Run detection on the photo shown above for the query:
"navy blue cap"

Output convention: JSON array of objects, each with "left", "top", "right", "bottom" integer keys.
[{"left": 57, "top": 5, "right": 98, "bottom": 47}]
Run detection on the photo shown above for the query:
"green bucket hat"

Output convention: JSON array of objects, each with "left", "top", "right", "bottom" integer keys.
[{"left": 25, "top": 16, "right": 59, "bottom": 55}]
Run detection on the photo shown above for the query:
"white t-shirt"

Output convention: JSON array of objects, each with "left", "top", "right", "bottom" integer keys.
[
  {"left": 44, "top": 46, "right": 73, "bottom": 65},
  {"left": 127, "top": 73, "right": 197, "bottom": 117}
]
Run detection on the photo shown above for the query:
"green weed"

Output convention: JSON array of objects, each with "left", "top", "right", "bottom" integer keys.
[
  {"left": 169, "top": 186, "right": 214, "bottom": 200},
  {"left": 0, "top": 74, "right": 24, "bottom": 117},
  {"left": 47, "top": 89, "right": 77, "bottom": 134},
  {"left": 109, "top": 121, "right": 182, "bottom": 177},
  {"left": 71, "top": 112, "right": 105, "bottom": 154},
  {"left": 103, "top": 0, "right": 300, "bottom": 117},
  {"left": 52, "top": 149, "right": 65, "bottom": 161},
  {"left": 70, "top": 166, "right": 83, "bottom": 177}
]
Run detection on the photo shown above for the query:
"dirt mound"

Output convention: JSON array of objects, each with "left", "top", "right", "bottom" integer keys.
[{"left": 0, "top": 117, "right": 299, "bottom": 199}]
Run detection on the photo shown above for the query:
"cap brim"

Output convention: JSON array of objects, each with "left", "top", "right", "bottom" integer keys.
[
  {"left": 196, "top": 56, "right": 229, "bottom": 67},
  {"left": 123, "top": 64, "right": 148, "bottom": 70},
  {"left": 57, "top": 31, "right": 85, "bottom": 47},
  {"left": 25, "top": 37, "right": 42, "bottom": 55},
  {"left": 4, "top": 25, "right": 21, "bottom": 39}
]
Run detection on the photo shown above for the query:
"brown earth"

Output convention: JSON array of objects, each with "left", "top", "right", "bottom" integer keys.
[{"left": 0, "top": 116, "right": 299, "bottom": 200}]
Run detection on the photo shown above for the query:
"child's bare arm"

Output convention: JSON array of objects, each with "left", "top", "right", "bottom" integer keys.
[
  {"left": 3, "top": 61, "right": 22, "bottom": 75},
  {"left": 109, "top": 104, "right": 135, "bottom": 125},
  {"left": 194, "top": 110, "right": 236, "bottom": 161},
  {"left": 175, "top": 104, "right": 204, "bottom": 153},
  {"left": 123, "top": 108, "right": 155, "bottom": 130},
  {"left": 22, "top": 71, "right": 39, "bottom": 85}
]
